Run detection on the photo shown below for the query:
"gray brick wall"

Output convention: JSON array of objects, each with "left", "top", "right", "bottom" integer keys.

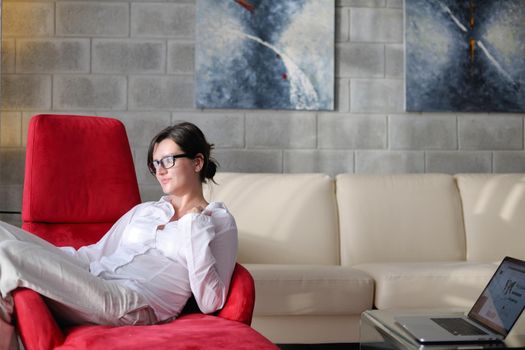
[{"left": 1, "top": 0, "right": 525, "bottom": 226}]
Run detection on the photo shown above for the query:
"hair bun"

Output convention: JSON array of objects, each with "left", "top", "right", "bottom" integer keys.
[{"left": 205, "top": 157, "right": 218, "bottom": 182}]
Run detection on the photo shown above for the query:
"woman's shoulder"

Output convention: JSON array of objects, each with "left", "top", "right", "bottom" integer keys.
[
  {"left": 205, "top": 202, "right": 233, "bottom": 219},
  {"left": 206, "top": 202, "right": 237, "bottom": 231}
]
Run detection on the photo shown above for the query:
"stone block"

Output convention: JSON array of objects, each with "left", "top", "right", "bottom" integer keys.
[
  {"left": 337, "top": 43, "right": 384, "bottom": 78},
  {"left": 102, "top": 112, "right": 171, "bottom": 147},
  {"left": 149, "top": 0, "right": 195, "bottom": 2},
  {"left": 54, "top": 75, "right": 127, "bottom": 110},
  {"left": 426, "top": 151, "right": 492, "bottom": 174},
  {"left": 2, "top": 2, "right": 54, "bottom": 37},
  {"left": 336, "top": 78, "right": 350, "bottom": 112},
  {"left": 246, "top": 113, "right": 316, "bottom": 149},
  {"left": 129, "top": 76, "right": 194, "bottom": 110},
  {"left": 351, "top": 79, "right": 403, "bottom": 113},
  {"left": 171, "top": 113, "right": 244, "bottom": 148},
  {"left": 93, "top": 39, "right": 166, "bottom": 73},
  {"left": 131, "top": 3, "right": 195, "bottom": 38},
  {"left": 56, "top": 2, "right": 129, "bottom": 37},
  {"left": 1, "top": 75, "right": 52, "bottom": 110},
  {"left": 284, "top": 150, "right": 354, "bottom": 176},
  {"left": 318, "top": 113, "right": 386, "bottom": 149},
  {"left": 0, "top": 213, "right": 22, "bottom": 227},
  {"left": 337, "top": 0, "right": 386, "bottom": 7},
  {"left": 22, "top": 113, "right": 32, "bottom": 147},
  {"left": 385, "top": 44, "right": 404, "bottom": 77},
  {"left": 0, "top": 112, "right": 22, "bottom": 147},
  {"left": 2, "top": 40, "right": 15, "bottom": 73},
  {"left": 350, "top": 8, "right": 403, "bottom": 43},
  {"left": 0, "top": 148, "right": 26, "bottom": 185},
  {"left": 459, "top": 114, "right": 523, "bottom": 150},
  {"left": 387, "top": 0, "right": 404, "bottom": 8},
  {"left": 213, "top": 149, "right": 283, "bottom": 173},
  {"left": 0, "top": 185, "right": 23, "bottom": 212},
  {"left": 389, "top": 114, "right": 457, "bottom": 150},
  {"left": 336, "top": 7, "right": 350, "bottom": 42},
  {"left": 16, "top": 39, "right": 90, "bottom": 73},
  {"left": 167, "top": 41, "right": 195, "bottom": 73},
  {"left": 494, "top": 152, "right": 525, "bottom": 173},
  {"left": 355, "top": 150, "right": 424, "bottom": 173}
]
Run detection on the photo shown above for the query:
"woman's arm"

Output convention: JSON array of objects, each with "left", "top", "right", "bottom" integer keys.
[{"left": 181, "top": 210, "right": 238, "bottom": 314}]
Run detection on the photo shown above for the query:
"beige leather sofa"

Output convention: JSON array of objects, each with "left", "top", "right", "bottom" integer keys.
[{"left": 205, "top": 173, "right": 525, "bottom": 343}]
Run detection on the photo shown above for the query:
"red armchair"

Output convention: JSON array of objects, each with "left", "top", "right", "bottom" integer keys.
[{"left": 14, "top": 114, "right": 277, "bottom": 350}]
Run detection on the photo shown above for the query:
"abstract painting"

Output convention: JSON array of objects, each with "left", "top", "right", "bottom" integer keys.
[
  {"left": 195, "top": 0, "right": 334, "bottom": 110},
  {"left": 405, "top": 0, "right": 525, "bottom": 112}
]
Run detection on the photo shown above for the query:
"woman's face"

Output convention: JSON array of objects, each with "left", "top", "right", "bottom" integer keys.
[{"left": 152, "top": 139, "right": 201, "bottom": 196}]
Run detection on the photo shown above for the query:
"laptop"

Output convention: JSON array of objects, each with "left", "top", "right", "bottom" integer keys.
[{"left": 395, "top": 256, "right": 525, "bottom": 343}]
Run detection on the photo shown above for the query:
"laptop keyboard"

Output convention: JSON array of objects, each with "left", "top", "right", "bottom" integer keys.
[{"left": 431, "top": 318, "right": 488, "bottom": 336}]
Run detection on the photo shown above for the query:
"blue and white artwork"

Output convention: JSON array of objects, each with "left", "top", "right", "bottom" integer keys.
[
  {"left": 405, "top": 0, "right": 525, "bottom": 112},
  {"left": 195, "top": 0, "right": 334, "bottom": 110}
]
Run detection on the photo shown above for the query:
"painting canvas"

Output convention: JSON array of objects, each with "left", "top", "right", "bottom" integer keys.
[
  {"left": 405, "top": 0, "right": 525, "bottom": 112},
  {"left": 195, "top": 0, "right": 334, "bottom": 110}
]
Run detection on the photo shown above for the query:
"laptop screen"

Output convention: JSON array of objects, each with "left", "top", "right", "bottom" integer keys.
[{"left": 468, "top": 256, "right": 525, "bottom": 336}]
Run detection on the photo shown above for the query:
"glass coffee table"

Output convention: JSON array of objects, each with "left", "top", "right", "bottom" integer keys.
[{"left": 360, "top": 309, "right": 525, "bottom": 350}]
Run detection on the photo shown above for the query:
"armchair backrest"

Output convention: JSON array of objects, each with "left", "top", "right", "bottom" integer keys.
[{"left": 22, "top": 114, "right": 141, "bottom": 248}]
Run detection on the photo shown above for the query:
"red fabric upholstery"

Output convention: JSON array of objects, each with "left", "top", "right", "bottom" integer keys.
[
  {"left": 12, "top": 289, "right": 64, "bottom": 350},
  {"left": 53, "top": 314, "right": 276, "bottom": 350},
  {"left": 21, "top": 222, "right": 114, "bottom": 249},
  {"left": 15, "top": 114, "right": 276, "bottom": 350},
  {"left": 23, "top": 114, "right": 140, "bottom": 225},
  {"left": 217, "top": 264, "right": 255, "bottom": 325}
]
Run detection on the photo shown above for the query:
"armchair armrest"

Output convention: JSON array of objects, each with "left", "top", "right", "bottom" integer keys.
[
  {"left": 216, "top": 263, "right": 255, "bottom": 326},
  {"left": 13, "top": 288, "right": 64, "bottom": 350}
]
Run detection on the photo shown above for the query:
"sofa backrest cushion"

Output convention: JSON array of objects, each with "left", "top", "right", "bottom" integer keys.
[
  {"left": 337, "top": 174, "right": 466, "bottom": 265},
  {"left": 205, "top": 173, "right": 339, "bottom": 265},
  {"left": 456, "top": 174, "right": 525, "bottom": 262}
]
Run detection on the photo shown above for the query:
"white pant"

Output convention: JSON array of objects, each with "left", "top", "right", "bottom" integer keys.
[{"left": 0, "top": 221, "right": 157, "bottom": 326}]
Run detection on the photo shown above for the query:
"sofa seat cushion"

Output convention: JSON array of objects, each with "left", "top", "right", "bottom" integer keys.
[
  {"left": 245, "top": 264, "right": 374, "bottom": 316},
  {"left": 355, "top": 262, "right": 498, "bottom": 309}
]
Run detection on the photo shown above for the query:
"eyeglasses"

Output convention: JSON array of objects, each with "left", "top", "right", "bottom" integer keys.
[{"left": 148, "top": 154, "right": 192, "bottom": 174}]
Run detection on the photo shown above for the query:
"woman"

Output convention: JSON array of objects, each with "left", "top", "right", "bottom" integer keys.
[{"left": 0, "top": 122, "right": 238, "bottom": 327}]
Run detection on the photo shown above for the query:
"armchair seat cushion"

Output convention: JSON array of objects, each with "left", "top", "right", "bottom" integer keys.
[
  {"left": 245, "top": 264, "right": 374, "bottom": 316},
  {"left": 355, "top": 262, "right": 498, "bottom": 310},
  {"left": 55, "top": 314, "right": 277, "bottom": 350}
]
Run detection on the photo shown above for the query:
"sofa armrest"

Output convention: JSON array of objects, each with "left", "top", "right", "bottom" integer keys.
[
  {"left": 13, "top": 288, "right": 64, "bottom": 350},
  {"left": 216, "top": 263, "right": 255, "bottom": 326}
]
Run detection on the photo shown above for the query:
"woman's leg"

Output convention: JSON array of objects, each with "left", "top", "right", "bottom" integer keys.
[
  {"left": 0, "top": 222, "right": 157, "bottom": 326},
  {"left": 0, "top": 221, "right": 84, "bottom": 266},
  {"left": 0, "top": 221, "right": 74, "bottom": 324}
]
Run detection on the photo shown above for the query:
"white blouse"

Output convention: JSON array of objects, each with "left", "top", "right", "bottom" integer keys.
[{"left": 60, "top": 198, "right": 238, "bottom": 322}]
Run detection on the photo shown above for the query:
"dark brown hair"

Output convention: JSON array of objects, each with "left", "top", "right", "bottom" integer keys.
[{"left": 147, "top": 122, "right": 218, "bottom": 183}]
